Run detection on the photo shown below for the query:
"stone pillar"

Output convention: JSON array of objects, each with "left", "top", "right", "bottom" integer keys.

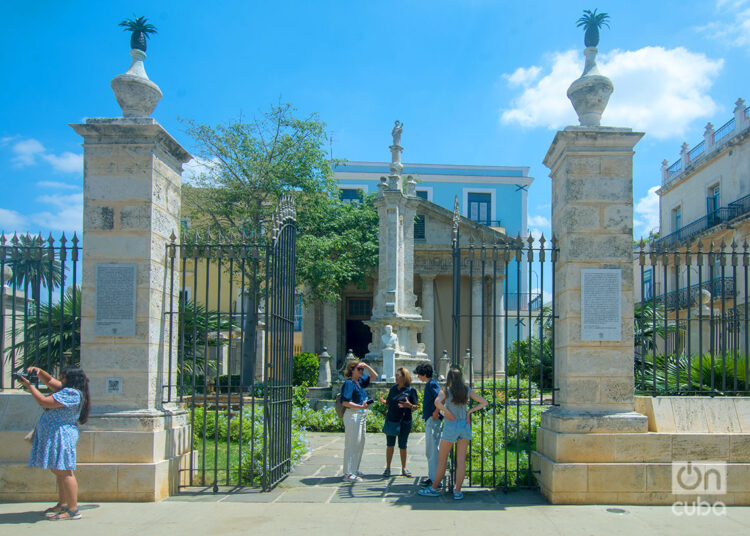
[
  {"left": 421, "top": 274, "right": 435, "bottom": 363},
  {"left": 534, "top": 125, "right": 647, "bottom": 504},
  {"left": 68, "top": 117, "right": 192, "bottom": 501},
  {"left": 734, "top": 97, "right": 748, "bottom": 130},
  {"left": 704, "top": 122, "right": 715, "bottom": 151},
  {"left": 680, "top": 141, "right": 690, "bottom": 169},
  {"left": 471, "top": 275, "right": 482, "bottom": 375}
]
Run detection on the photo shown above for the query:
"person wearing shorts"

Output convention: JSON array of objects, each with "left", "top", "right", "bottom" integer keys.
[{"left": 418, "top": 367, "right": 487, "bottom": 500}]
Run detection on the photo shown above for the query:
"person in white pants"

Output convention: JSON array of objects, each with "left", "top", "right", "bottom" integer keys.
[{"left": 341, "top": 360, "right": 377, "bottom": 482}]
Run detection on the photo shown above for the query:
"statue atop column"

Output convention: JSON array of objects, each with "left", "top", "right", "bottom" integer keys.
[{"left": 391, "top": 120, "right": 403, "bottom": 147}]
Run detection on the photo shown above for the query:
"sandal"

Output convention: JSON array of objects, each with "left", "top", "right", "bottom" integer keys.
[
  {"left": 51, "top": 507, "right": 81, "bottom": 520},
  {"left": 401, "top": 469, "right": 412, "bottom": 477},
  {"left": 43, "top": 503, "right": 66, "bottom": 518},
  {"left": 382, "top": 468, "right": 391, "bottom": 477}
]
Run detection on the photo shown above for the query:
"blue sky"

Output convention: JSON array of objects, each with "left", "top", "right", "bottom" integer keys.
[{"left": 1, "top": 0, "right": 748, "bottom": 241}]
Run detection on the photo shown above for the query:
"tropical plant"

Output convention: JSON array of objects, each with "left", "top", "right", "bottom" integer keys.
[
  {"left": 633, "top": 301, "right": 681, "bottom": 356},
  {"left": 177, "top": 297, "right": 233, "bottom": 376},
  {"left": 4, "top": 234, "right": 65, "bottom": 304},
  {"left": 10, "top": 287, "right": 80, "bottom": 373},
  {"left": 576, "top": 8, "right": 610, "bottom": 47},
  {"left": 292, "top": 352, "right": 319, "bottom": 386},
  {"left": 506, "top": 338, "right": 554, "bottom": 389},
  {"left": 119, "top": 16, "right": 157, "bottom": 52}
]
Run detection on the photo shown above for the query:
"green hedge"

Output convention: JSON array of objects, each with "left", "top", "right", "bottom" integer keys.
[{"left": 293, "top": 353, "right": 320, "bottom": 386}]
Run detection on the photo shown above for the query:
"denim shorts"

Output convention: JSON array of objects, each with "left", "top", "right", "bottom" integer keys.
[{"left": 441, "top": 419, "right": 472, "bottom": 442}]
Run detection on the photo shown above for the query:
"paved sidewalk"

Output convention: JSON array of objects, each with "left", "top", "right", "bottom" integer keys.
[{"left": 2, "top": 432, "right": 750, "bottom": 535}]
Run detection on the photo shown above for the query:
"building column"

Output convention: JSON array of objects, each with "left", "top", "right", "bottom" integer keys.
[
  {"left": 471, "top": 275, "right": 483, "bottom": 376},
  {"left": 421, "top": 274, "right": 436, "bottom": 364},
  {"left": 323, "top": 301, "right": 340, "bottom": 369},
  {"left": 494, "top": 276, "right": 505, "bottom": 375}
]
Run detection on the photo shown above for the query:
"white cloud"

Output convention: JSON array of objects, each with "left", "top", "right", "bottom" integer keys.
[
  {"left": 528, "top": 214, "right": 550, "bottom": 228},
  {"left": 36, "top": 181, "right": 80, "bottom": 190},
  {"left": 0, "top": 208, "right": 28, "bottom": 232},
  {"left": 11, "top": 139, "right": 45, "bottom": 167},
  {"left": 500, "top": 47, "right": 724, "bottom": 140},
  {"left": 42, "top": 152, "right": 83, "bottom": 174},
  {"left": 634, "top": 185, "right": 661, "bottom": 238},
  {"left": 33, "top": 193, "right": 83, "bottom": 234},
  {"left": 700, "top": 1, "right": 750, "bottom": 48},
  {"left": 504, "top": 65, "right": 542, "bottom": 88},
  {"left": 7, "top": 137, "right": 82, "bottom": 174}
]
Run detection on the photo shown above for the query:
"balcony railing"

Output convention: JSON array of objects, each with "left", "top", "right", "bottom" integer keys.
[
  {"left": 653, "top": 207, "right": 738, "bottom": 250},
  {"left": 662, "top": 102, "right": 749, "bottom": 186},
  {"left": 654, "top": 276, "right": 736, "bottom": 310},
  {"left": 728, "top": 192, "right": 750, "bottom": 217}
]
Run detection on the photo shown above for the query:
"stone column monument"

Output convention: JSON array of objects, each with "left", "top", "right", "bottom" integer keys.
[
  {"left": 69, "top": 40, "right": 193, "bottom": 501},
  {"left": 533, "top": 30, "right": 648, "bottom": 503},
  {"left": 364, "top": 122, "right": 428, "bottom": 380}
]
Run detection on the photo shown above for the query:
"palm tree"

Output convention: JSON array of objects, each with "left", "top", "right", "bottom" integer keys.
[
  {"left": 10, "top": 287, "right": 80, "bottom": 374},
  {"left": 5, "top": 234, "right": 64, "bottom": 304},
  {"left": 119, "top": 16, "right": 158, "bottom": 52},
  {"left": 576, "top": 9, "right": 610, "bottom": 47}
]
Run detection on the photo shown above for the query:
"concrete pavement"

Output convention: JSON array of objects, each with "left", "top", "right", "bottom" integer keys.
[{"left": 2, "top": 432, "right": 749, "bottom": 535}]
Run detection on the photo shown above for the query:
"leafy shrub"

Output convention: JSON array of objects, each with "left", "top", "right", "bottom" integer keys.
[
  {"left": 506, "top": 337, "right": 554, "bottom": 389},
  {"left": 293, "top": 353, "right": 319, "bottom": 386},
  {"left": 475, "top": 377, "right": 541, "bottom": 408}
]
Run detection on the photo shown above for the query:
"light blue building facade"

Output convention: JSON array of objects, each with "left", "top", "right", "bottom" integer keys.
[{"left": 334, "top": 161, "right": 531, "bottom": 238}]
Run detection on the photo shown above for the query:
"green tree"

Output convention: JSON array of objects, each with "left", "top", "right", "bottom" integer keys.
[
  {"left": 182, "top": 103, "right": 337, "bottom": 240},
  {"left": 296, "top": 193, "right": 379, "bottom": 304},
  {"left": 182, "top": 103, "right": 379, "bottom": 303},
  {"left": 5, "top": 234, "right": 65, "bottom": 304}
]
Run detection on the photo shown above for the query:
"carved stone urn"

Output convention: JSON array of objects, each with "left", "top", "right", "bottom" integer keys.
[
  {"left": 110, "top": 49, "right": 162, "bottom": 117},
  {"left": 567, "top": 47, "right": 613, "bottom": 127}
]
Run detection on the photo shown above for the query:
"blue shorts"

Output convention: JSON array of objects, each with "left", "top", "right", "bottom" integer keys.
[{"left": 441, "top": 419, "right": 472, "bottom": 442}]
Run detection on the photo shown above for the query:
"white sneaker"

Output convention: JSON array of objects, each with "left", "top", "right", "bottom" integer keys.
[{"left": 347, "top": 474, "right": 363, "bottom": 483}]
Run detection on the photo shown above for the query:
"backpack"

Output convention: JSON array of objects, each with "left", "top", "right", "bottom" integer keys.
[{"left": 335, "top": 392, "right": 346, "bottom": 419}]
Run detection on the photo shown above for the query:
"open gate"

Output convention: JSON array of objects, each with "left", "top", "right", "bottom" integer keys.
[
  {"left": 164, "top": 196, "right": 297, "bottom": 492},
  {"left": 450, "top": 215, "right": 557, "bottom": 491}
]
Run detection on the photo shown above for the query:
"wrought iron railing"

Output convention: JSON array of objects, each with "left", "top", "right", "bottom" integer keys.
[
  {"left": 1, "top": 233, "right": 81, "bottom": 389},
  {"left": 636, "top": 241, "right": 750, "bottom": 395},
  {"left": 654, "top": 277, "right": 735, "bottom": 310},
  {"left": 653, "top": 207, "right": 740, "bottom": 250},
  {"left": 688, "top": 139, "right": 705, "bottom": 162},
  {"left": 728, "top": 192, "right": 750, "bottom": 219},
  {"left": 714, "top": 116, "right": 736, "bottom": 145}
]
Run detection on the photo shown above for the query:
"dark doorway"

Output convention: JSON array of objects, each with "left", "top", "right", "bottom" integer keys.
[{"left": 346, "top": 297, "right": 372, "bottom": 358}]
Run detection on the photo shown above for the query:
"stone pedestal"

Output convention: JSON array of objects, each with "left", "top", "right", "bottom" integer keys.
[
  {"left": 535, "top": 125, "right": 647, "bottom": 504},
  {"left": 71, "top": 118, "right": 192, "bottom": 501}
]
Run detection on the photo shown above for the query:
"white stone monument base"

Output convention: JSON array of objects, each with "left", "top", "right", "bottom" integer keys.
[
  {"left": 0, "top": 392, "right": 192, "bottom": 502},
  {"left": 533, "top": 397, "right": 750, "bottom": 505}
]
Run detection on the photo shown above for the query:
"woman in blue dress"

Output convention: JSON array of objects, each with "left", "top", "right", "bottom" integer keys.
[{"left": 19, "top": 366, "right": 90, "bottom": 520}]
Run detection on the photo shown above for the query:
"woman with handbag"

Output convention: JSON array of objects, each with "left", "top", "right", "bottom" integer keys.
[
  {"left": 19, "top": 366, "right": 91, "bottom": 520},
  {"left": 379, "top": 367, "right": 419, "bottom": 478},
  {"left": 340, "top": 360, "right": 378, "bottom": 483}
]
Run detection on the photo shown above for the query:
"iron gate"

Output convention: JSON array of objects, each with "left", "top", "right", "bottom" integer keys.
[
  {"left": 450, "top": 219, "right": 557, "bottom": 491},
  {"left": 164, "top": 196, "right": 297, "bottom": 492}
]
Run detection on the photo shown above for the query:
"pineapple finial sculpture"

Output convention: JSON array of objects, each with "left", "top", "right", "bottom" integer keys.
[
  {"left": 119, "top": 16, "right": 158, "bottom": 52},
  {"left": 566, "top": 9, "right": 613, "bottom": 127},
  {"left": 111, "top": 15, "right": 162, "bottom": 118}
]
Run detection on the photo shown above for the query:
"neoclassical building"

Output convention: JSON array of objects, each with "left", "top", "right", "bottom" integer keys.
[{"left": 301, "top": 158, "right": 534, "bottom": 372}]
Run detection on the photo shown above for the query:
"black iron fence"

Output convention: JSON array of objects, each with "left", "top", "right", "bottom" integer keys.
[
  {"left": 0, "top": 233, "right": 80, "bottom": 388},
  {"left": 165, "top": 197, "right": 297, "bottom": 492},
  {"left": 636, "top": 239, "right": 749, "bottom": 395},
  {"left": 451, "top": 225, "right": 558, "bottom": 490}
]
